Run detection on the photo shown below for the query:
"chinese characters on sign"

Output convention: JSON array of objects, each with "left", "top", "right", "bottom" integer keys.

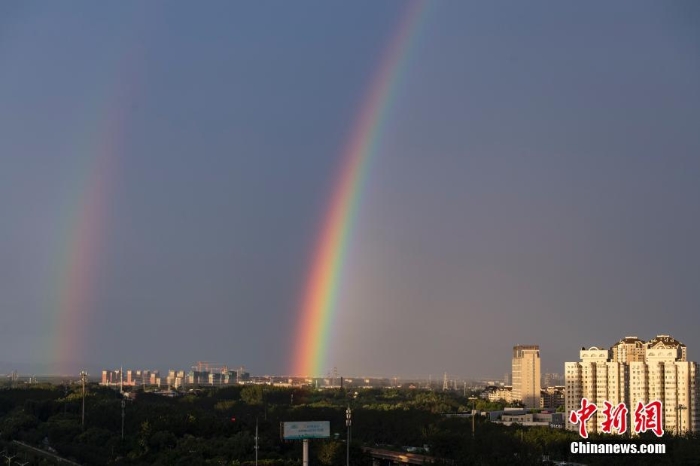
[{"left": 569, "top": 398, "right": 664, "bottom": 438}]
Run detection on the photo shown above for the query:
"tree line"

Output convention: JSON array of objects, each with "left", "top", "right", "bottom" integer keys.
[{"left": 1, "top": 382, "right": 699, "bottom": 465}]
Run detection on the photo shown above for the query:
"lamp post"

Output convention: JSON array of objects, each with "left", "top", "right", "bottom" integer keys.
[
  {"left": 255, "top": 416, "right": 259, "bottom": 466},
  {"left": 468, "top": 396, "right": 478, "bottom": 440},
  {"left": 64, "top": 383, "right": 68, "bottom": 414},
  {"left": 80, "top": 370, "right": 88, "bottom": 430},
  {"left": 121, "top": 399, "right": 126, "bottom": 440},
  {"left": 677, "top": 404, "right": 687, "bottom": 436},
  {"left": 346, "top": 406, "right": 352, "bottom": 466}
]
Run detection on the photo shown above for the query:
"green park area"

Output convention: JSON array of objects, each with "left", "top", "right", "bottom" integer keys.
[{"left": 1, "top": 382, "right": 699, "bottom": 465}]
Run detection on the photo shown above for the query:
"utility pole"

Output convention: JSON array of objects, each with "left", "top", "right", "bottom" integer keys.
[
  {"left": 468, "top": 396, "right": 478, "bottom": 440},
  {"left": 302, "top": 439, "right": 309, "bottom": 466},
  {"left": 64, "top": 383, "right": 68, "bottom": 414},
  {"left": 255, "top": 417, "right": 259, "bottom": 466},
  {"left": 121, "top": 399, "right": 126, "bottom": 440},
  {"left": 346, "top": 407, "right": 352, "bottom": 466},
  {"left": 80, "top": 370, "right": 88, "bottom": 430},
  {"left": 677, "top": 404, "right": 687, "bottom": 436}
]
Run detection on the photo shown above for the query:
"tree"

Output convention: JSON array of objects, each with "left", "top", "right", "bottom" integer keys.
[
  {"left": 316, "top": 440, "right": 343, "bottom": 466},
  {"left": 241, "top": 386, "right": 264, "bottom": 405}
]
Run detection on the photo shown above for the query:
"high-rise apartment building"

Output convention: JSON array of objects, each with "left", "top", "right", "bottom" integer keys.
[
  {"left": 566, "top": 335, "right": 699, "bottom": 435},
  {"left": 513, "top": 345, "right": 541, "bottom": 409},
  {"left": 565, "top": 347, "right": 628, "bottom": 435},
  {"left": 610, "top": 336, "right": 646, "bottom": 364}
]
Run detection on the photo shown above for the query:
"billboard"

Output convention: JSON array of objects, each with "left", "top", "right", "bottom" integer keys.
[{"left": 282, "top": 421, "right": 330, "bottom": 440}]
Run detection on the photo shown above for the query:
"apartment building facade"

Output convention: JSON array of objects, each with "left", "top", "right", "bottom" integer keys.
[{"left": 566, "top": 335, "right": 700, "bottom": 435}]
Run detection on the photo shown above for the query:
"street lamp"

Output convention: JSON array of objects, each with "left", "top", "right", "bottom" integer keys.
[
  {"left": 121, "top": 399, "right": 126, "bottom": 440},
  {"left": 677, "top": 404, "right": 687, "bottom": 436},
  {"left": 346, "top": 407, "right": 352, "bottom": 466},
  {"left": 255, "top": 416, "right": 259, "bottom": 466},
  {"left": 80, "top": 371, "right": 88, "bottom": 430},
  {"left": 468, "top": 396, "right": 478, "bottom": 440}
]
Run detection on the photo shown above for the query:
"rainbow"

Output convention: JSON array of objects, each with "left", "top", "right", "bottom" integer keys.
[
  {"left": 293, "top": 2, "right": 429, "bottom": 377},
  {"left": 52, "top": 151, "right": 116, "bottom": 375},
  {"left": 48, "top": 42, "right": 146, "bottom": 376}
]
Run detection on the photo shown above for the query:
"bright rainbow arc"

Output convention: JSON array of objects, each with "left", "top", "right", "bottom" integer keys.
[{"left": 293, "top": 2, "right": 428, "bottom": 377}]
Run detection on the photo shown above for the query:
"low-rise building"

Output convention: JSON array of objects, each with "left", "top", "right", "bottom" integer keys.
[
  {"left": 481, "top": 385, "right": 514, "bottom": 403},
  {"left": 541, "top": 386, "right": 565, "bottom": 410}
]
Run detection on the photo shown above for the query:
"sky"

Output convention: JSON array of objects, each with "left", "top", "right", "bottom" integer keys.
[{"left": 0, "top": 1, "right": 699, "bottom": 379}]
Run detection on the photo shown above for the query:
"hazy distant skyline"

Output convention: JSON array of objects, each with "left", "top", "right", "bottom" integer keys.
[{"left": 1, "top": 1, "right": 699, "bottom": 378}]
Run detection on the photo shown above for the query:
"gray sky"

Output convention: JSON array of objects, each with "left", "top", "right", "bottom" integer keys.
[{"left": 0, "top": 1, "right": 699, "bottom": 378}]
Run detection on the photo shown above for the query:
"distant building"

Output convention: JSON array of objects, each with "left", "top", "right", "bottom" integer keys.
[
  {"left": 543, "top": 372, "right": 563, "bottom": 387},
  {"left": 481, "top": 385, "right": 514, "bottom": 403},
  {"left": 495, "top": 408, "right": 565, "bottom": 428},
  {"left": 541, "top": 386, "right": 565, "bottom": 410},
  {"left": 149, "top": 371, "right": 161, "bottom": 387},
  {"left": 102, "top": 365, "right": 255, "bottom": 390},
  {"left": 512, "top": 345, "right": 541, "bottom": 409},
  {"left": 102, "top": 370, "right": 117, "bottom": 385},
  {"left": 166, "top": 370, "right": 187, "bottom": 389},
  {"left": 237, "top": 369, "right": 250, "bottom": 382},
  {"left": 101, "top": 369, "right": 162, "bottom": 388},
  {"left": 188, "top": 371, "right": 207, "bottom": 386}
]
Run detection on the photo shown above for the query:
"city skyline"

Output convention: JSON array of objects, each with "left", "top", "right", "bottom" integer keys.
[
  {"left": 2, "top": 333, "right": 695, "bottom": 384},
  {"left": 1, "top": 1, "right": 699, "bottom": 378}
]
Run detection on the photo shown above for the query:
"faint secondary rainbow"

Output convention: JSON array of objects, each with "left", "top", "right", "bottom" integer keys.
[
  {"left": 293, "top": 2, "right": 429, "bottom": 377},
  {"left": 52, "top": 150, "right": 117, "bottom": 376},
  {"left": 49, "top": 37, "right": 147, "bottom": 376}
]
